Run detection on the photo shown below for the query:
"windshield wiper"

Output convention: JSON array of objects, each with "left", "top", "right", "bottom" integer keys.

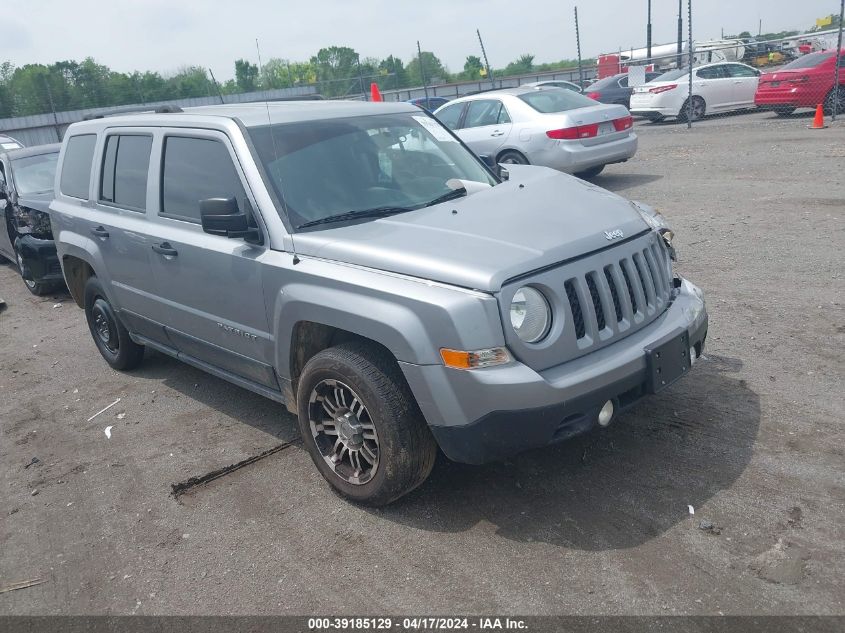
[
  {"left": 420, "top": 188, "right": 467, "bottom": 208},
  {"left": 297, "top": 206, "right": 413, "bottom": 229}
]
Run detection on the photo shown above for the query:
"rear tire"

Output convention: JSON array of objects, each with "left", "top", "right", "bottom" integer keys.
[
  {"left": 823, "top": 87, "right": 845, "bottom": 116},
  {"left": 296, "top": 342, "right": 437, "bottom": 506},
  {"left": 574, "top": 165, "right": 605, "bottom": 179},
  {"left": 497, "top": 150, "right": 529, "bottom": 165},
  {"left": 678, "top": 96, "right": 706, "bottom": 122},
  {"left": 83, "top": 276, "right": 144, "bottom": 370}
]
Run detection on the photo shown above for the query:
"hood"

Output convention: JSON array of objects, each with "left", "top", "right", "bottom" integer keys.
[
  {"left": 16, "top": 191, "right": 53, "bottom": 213},
  {"left": 291, "top": 166, "right": 649, "bottom": 292}
]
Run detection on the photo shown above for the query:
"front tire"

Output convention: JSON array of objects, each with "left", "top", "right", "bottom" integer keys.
[
  {"left": 83, "top": 276, "right": 145, "bottom": 370},
  {"left": 296, "top": 342, "right": 437, "bottom": 506}
]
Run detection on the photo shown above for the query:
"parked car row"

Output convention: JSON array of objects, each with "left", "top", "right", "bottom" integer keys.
[{"left": 629, "top": 49, "right": 845, "bottom": 122}]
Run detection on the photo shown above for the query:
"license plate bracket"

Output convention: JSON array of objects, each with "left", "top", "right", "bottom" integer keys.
[{"left": 644, "top": 328, "right": 691, "bottom": 393}]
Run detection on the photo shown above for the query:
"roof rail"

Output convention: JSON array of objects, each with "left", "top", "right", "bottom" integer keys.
[{"left": 82, "top": 105, "right": 183, "bottom": 121}]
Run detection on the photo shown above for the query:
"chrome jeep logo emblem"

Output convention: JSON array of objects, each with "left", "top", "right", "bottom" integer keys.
[{"left": 604, "top": 229, "right": 625, "bottom": 240}]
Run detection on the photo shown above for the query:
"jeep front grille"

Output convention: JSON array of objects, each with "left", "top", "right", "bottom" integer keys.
[
  {"left": 500, "top": 231, "right": 675, "bottom": 372},
  {"left": 565, "top": 239, "right": 672, "bottom": 341}
]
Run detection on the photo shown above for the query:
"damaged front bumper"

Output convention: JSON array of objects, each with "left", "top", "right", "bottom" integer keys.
[{"left": 15, "top": 234, "right": 63, "bottom": 285}]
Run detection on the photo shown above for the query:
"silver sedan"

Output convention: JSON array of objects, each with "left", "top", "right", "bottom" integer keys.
[{"left": 433, "top": 87, "right": 637, "bottom": 178}]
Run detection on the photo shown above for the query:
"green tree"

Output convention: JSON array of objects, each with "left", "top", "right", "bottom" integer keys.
[
  {"left": 310, "top": 46, "right": 361, "bottom": 96},
  {"left": 234, "top": 59, "right": 259, "bottom": 92},
  {"left": 379, "top": 55, "right": 408, "bottom": 89},
  {"left": 503, "top": 54, "right": 535, "bottom": 76},
  {"left": 460, "top": 55, "right": 484, "bottom": 80},
  {"left": 407, "top": 51, "right": 450, "bottom": 86}
]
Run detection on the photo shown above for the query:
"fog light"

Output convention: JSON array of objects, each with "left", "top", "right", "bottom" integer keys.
[{"left": 598, "top": 400, "right": 614, "bottom": 427}]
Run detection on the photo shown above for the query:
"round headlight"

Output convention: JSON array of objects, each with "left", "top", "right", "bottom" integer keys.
[{"left": 510, "top": 287, "right": 551, "bottom": 343}]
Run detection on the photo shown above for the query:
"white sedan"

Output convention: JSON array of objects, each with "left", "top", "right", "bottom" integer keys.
[
  {"left": 630, "top": 62, "right": 761, "bottom": 122},
  {"left": 433, "top": 87, "right": 637, "bottom": 178}
]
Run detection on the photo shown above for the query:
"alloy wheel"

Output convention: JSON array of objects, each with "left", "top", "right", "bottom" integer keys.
[{"left": 308, "top": 379, "right": 379, "bottom": 485}]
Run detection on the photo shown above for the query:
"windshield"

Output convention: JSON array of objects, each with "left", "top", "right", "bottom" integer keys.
[
  {"left": 654, "top": 68, "right": 688, "bottom": 81},
  {"left": 11, "top": 152, "right": 59, "bottom": 195},
  {"left": 518, "top": 89, "right": 599, "bottom": 113},
  {"left": 248, "top": 113, "right": 496, "bottom": 230},
  {"left": 781, "top": 51, "right": 834, "bottom": 69}
]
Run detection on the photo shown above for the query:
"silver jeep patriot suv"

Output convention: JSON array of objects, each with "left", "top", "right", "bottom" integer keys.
[{"left": 51, "top": 102, "right": 707, "bottom": 505}]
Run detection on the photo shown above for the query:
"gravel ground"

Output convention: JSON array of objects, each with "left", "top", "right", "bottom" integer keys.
[{"left": 1, "top": 111, "right": 843, "bottom": 616}]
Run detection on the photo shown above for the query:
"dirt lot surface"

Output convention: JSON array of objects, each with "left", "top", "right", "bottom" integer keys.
[{"left": 1, "top": 111, "right": 843, "bottom": 616}]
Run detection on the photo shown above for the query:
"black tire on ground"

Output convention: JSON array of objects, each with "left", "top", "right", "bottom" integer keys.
[
  {"left": 15, "top": 247, "right": 55, "bottom": 296},
  {"left": 296, "top": 341, "right": 437, "bottom": 506},
  {"left": 773, "top": 106, "right": 796, "bottom": 116},
  {"left": 678, "top": 96, "right": 706, "bottom": 122},
  {"left": 823, "top": 87, "right": 845, "bottom": 116},
  {"left": 83, "top": 276, "right": 145, "bottom": 370},
  {"left": 496, "top": 150, "right": 529, "bottom": 165},
  {"left": 574, "top": 165, "right": 605, "bottom": 179}
]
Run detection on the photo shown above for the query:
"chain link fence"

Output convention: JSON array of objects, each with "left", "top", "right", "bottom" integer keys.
[{"left": 0, "top": 7, "right": 843, "bottom": 146}]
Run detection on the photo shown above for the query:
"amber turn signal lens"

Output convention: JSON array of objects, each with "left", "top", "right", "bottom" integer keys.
[{"left": 439, "top": 347, "right": 512, "bottom": 370}]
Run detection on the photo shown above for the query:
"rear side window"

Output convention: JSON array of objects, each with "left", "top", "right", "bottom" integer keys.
[
  {"left": 696, "top": 66, "right": 727, "bottom": 79},
  {"left": 60, "top": 134, "right": 97, "bottom": 199},
  {"left": 100, "top": 135, "right": 152, "bottom": 211},
  {"left": 160, "top": 136, "right": 246, "bottom": 223},
  {"left": 435, "top": 103, "right": 465, "bottom": 130},
  {"left": 727, "top": 65, "right": 759, "bottom": 78},
  {"left": 781, "top": 51, "right": 834, "bottom": 70}
]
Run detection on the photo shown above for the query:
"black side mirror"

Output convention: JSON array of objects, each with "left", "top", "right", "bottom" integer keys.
[
  {"left": 200, "top": 197, "right": 262, "bottom": 244},
  {"left": 479, "top": 153, "right": 496, "bottom": 170},
  {"left": 478, "top": 153, "right": 508, "bottom": 181}
]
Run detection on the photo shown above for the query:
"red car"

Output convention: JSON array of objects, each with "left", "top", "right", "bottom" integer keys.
[{"left": 755, "top": 49, "right": 845, "bottom": 116}]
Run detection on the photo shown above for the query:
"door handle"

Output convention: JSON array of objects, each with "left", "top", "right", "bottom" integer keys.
[
  {"left": 152, "top": 242, "right": 178, "bottom": 257},
  {"left": 90, "top": 226, "right": 109, "bottom": 239},
  {"left": 490, "top": 130, "right": 505, "bottom": 137}
]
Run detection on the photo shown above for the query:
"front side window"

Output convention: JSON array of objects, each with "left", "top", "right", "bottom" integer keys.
[
  {"left": 10, "top": 153, "right": 59, "bottom": 196},
  {"left": 100, "top": 135, "right": 152, "bottom": 210},
  {"left": 161, "top": 137, "right": 247, "bottom": 223},
  {"left": 464, "top": 100, "right": 510, "bottom": 128},
  {"left": 247, "top": 112, "right": 497, "bottom": 230},
  {"left": 60, "top": 134, "right": 97, "bottom": 199}
]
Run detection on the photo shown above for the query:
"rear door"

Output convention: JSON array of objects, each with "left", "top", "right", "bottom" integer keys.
[
  {"left": 694, "top": 65, "right": 735, "bottom": 110},
  {"left": 90, "top": 130, "right": 166, "bottom": 341},
  {"left": 145, "top": 130, "right": 277, "bottom": 390},
  {"left": 726, "top": 64, "right": 760, "bottom": 107},
  {"left": 456, "top": 99, "right": 513, "bottom": 156}
]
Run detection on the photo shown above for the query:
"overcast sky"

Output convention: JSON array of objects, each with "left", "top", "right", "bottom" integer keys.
[{"left": 3, "top": 0, "right": 837, "bottom": 80}]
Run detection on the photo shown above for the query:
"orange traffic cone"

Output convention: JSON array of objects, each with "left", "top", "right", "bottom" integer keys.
[
  {"left": 370, "top": 83, "right": 383, "bottom": 102},
  {"left": 809, "top": 103, "right": 827, "bottom": 129}
]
